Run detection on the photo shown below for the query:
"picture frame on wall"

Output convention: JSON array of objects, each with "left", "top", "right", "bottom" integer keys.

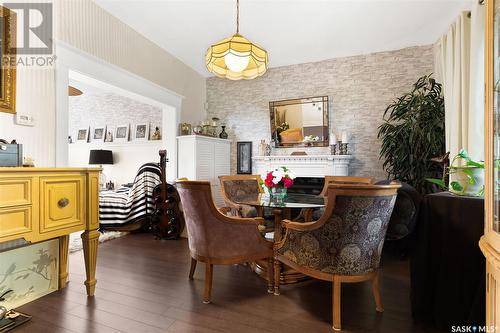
[
  {"left": 115, "top": 124, "right": 129, "bottom": 142},
  {"left": 105, "top": 125, "right": 114, "bottom": 143},
  {"left": 237, "top": 141, "right": 252, "bottom": 174},
  {"left": 76, "top": 127, "right": 89, "bottom": 143},
  {"left": 92, "top": 126, "right": 106, "bottom": 142},
  {"left": 134, "top": 123, "right": 149, "bottom": 141}
]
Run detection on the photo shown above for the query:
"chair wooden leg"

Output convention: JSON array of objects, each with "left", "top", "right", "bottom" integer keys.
[
  {"left": 189, "top": 258, "right": 197, "bottom": 280},
  {"left": 203, "top": 263, "right": 213, "bottom": 304},
  {"left": 333, "top": 277, "right": 341, "bottom": 331},
  {"left": 267, "top": 257, "right": 274, "bottom": 294},
  {"left": 371, "top": 272, "right": 384, "bottom": 312},
  {"left": 273, "top": 258, "right": 281, "bottom": 296}
]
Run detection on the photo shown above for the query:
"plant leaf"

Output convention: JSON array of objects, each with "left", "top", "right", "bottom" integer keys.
[
  {"left": 450, "top": 181, "right": 464, "bottom": 192},
  {"left": 426, "top": 178, "right": 447, "bottom": 189}
]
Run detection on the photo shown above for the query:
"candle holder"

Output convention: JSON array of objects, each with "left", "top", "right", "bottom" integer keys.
[
  {"left": 339, "top": 143, "right": 349, "bottom": 155},
  {"left": 330, "top": 144, "right": 337, "bottom": 155}
]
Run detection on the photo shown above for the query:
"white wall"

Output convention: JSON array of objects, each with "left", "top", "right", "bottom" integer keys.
[
  {"left": 0, "top": 0, "right": 206, "bottom": 167},
  {"left": 68, "top": 142, "right": 164, "bottom": 187}
]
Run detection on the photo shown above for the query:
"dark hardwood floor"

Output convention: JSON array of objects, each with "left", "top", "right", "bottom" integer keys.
[{"left": 17, "top": 233, "right": 438, "bottom": 333}]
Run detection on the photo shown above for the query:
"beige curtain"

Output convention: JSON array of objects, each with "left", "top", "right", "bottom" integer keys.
[{"left": 435, "top": 3, "right": 485, "bottom": 160}]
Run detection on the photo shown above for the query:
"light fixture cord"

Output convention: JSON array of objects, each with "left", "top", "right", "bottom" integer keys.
[{"left": 236, "top": 0, "right": 240, "bottom": 34}]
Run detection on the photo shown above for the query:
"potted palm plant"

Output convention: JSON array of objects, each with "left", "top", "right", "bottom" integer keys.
[{"left": 377, "top": 74, "right": 445, "bottom": 194}]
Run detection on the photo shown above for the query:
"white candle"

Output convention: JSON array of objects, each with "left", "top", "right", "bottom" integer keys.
[
  {"left": 341, "top": 132, "right": 349, "bottom": 143},
  {"left": 330, "top": 133, "right": 337, "bottom": 145}
]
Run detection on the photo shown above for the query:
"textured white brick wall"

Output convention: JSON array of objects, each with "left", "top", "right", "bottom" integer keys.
[
  {"left": 206, "top": 45, "right": 434, "bottom": 179},
  {"left": 69, "top": 92, "right": 162, "bottom": 142}
]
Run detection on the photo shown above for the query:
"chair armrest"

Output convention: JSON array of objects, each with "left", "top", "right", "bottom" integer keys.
[{"left": 282, "top": 219, "right": 323, "bottom": 232}]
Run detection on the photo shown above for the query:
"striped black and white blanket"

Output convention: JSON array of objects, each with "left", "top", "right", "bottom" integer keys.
[{"left": 99, "top": 163, "right": 162, "bottom": 229}]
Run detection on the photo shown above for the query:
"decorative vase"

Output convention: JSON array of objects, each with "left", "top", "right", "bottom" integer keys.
[
  {"left": 219, "top": 126, "right": 228, "bottom": 139},
  {"left": 270, "top": 187, "right": 287, "bottom": 205}
]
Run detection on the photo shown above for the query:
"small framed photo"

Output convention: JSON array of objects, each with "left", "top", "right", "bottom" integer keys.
[
  {"left": 92, "top": 126, "right": 106, "bottom": 142},
  {"left": 76, "top": 127, "right": 89, "bottom": 143},
  {"left": 104, "top": 126, "right": 114, "bottom": 143},
  {"left": 134, "top": 123, "right": 149, "bottom": 141},
  {"left": 115, "top": 124, "right": 129, "bottom": 142},
  {"left": 237, "top": 141, "right": 252, "bottom": 174}
]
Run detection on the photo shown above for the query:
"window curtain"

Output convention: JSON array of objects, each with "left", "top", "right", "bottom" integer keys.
[{"left": 434, "top": 2, "right": 485, "bottom": 160}]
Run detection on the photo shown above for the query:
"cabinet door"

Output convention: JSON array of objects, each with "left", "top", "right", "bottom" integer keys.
[
  {"left": 214, "top": 143, "right": 230, "bottom": 179},
  {"left": 39, "top": 175, "right": 85, "bottom": 233},
  {"left": 196, "top": 140, "right": 214, "bottom": 181}
]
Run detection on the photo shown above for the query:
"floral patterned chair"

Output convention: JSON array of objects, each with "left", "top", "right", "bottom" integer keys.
[
  {"left": 219, "top": 175, "right": 275, "bottom": 232},
  {"left": 219, "top": 175, "right": 264, "bottom": 217},
  {"left": 298, "top": 176, "right": 376, "bottom": 221},
  {"left": 275, "top": 182, "right": 400, "bottom": 330}
]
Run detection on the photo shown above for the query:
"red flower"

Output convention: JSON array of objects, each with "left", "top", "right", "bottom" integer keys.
[
  {"left": 283, "top": 177, "right": 294, "bottom": 188},
  {"left": 265, "top": 178, "right": 275, "bottom": 188}
]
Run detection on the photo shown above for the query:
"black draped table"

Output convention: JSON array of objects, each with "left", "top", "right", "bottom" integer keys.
[{"left": 410, "top": 192, "right": 485, "bottom": 331}]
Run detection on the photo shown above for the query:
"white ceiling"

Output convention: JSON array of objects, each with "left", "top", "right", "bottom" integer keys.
[{"left": 94, "top": 0, "right": 473, "bottom": 77}]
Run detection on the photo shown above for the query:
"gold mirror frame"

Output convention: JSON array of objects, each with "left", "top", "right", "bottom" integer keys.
[
  {"left": 269, "top": 96, "right": 329, "bottom": 148},
  {"left": 0, "top": 5, "right": 16, "bottom": 114}
]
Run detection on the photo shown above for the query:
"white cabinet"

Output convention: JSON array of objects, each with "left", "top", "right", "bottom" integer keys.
[{"left": 177, "top": 135, "right": 231, "bottom": 206}]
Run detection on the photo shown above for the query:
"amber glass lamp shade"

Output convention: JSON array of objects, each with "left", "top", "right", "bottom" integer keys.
[{"left": 205, "top": 33, "right": 268, "bottom": 80}]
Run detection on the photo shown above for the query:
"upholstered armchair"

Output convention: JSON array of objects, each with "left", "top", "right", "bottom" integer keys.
[
  {"left": 219, "top": 175, "right": 264, "bottom": 217},
  {"left": 299, "top": 176, "right": 376, "bottom": 222},
  {"left": 176, "top": 181, "right": 274, "bottom": 304},
  {"left": 275, "top": 183, "right": 400, "bottom": 330},
  {"left": 319, "top": 176, "right": 375, "bottom": 197}
]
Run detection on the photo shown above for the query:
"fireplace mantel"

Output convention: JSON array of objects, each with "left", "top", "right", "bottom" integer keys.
[{"left": 252, "top": 155, "right": 353, "bottom": 177}]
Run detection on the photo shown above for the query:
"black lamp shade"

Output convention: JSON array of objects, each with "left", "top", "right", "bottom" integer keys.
[{"left": 89, "top": 150, "right": 113, "bottom": 165}]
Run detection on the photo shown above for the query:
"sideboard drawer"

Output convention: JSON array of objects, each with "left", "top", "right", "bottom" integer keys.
[
  {"left": 0, "top": 178, "right": 31, "bottom": 208},
  {"left": 0, "top": 206, "right": 32, "bottom": 238},
  {"left": 39, "top": 176, "right": 85, "bottom": 233}
]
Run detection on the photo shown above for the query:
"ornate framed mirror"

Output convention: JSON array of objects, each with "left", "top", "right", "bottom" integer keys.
[
  {"left": 269, "top": 96, "right": 329, "bottom": 147},
  {"left": 0, "top": 5, "right": 16, "bottom": 114}
]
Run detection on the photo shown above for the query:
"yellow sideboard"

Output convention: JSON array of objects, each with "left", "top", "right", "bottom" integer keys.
[{"left": 0, "top": 167, "right": 101, "bottom": 296}]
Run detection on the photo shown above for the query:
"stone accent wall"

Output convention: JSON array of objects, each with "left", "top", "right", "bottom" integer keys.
[
  {"left": 69, "top": 92, "right": 162, "bottom": 142},
  {"left": 206, "top": 45, "right": 434, "bottom": 179}
]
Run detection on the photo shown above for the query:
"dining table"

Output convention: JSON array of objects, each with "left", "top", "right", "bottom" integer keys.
[{"left": 234, "top": 192, "right": 325, "bottom": 294}]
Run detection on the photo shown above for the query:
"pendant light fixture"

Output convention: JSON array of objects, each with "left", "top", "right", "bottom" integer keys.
[{"left": 205, "top": 0, "right": 268, "bottom": 80}]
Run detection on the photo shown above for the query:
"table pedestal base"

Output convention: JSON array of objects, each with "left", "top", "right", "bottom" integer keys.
[{"left": 250, "top": 259, "right": 310, "bottom": 285}]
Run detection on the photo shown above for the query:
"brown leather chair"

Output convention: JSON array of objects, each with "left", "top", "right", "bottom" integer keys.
[
  {"left": 176, "top": 181, "right": 274, "bottom": 304},
  {"left": 218, "top": 175, "right": 264, "bottom": 218},
  {"left": 275, "top": 182, "right": 400, "bottom": 330}
]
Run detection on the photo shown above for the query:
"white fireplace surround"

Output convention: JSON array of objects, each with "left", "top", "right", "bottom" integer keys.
[{"left": 252, "top": 155, "right": 352, "bottom": 178}]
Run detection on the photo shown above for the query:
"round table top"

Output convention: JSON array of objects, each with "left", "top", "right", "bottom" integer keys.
[{"left": 234, "top": 192, "right": 325, "bottom": 209}]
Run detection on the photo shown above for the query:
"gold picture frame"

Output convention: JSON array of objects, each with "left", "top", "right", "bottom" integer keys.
[{"left": 0, "top": 5, "right": 16, "bottom": 114}]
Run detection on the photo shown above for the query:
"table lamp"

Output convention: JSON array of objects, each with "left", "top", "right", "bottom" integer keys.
[{"left": 89, "top": 149, "right": 113, "bottom": 189}]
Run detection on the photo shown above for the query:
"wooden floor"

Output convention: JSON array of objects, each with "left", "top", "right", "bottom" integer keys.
[{"left": 17, "top": 233, "right": 438, "bottom": 333}]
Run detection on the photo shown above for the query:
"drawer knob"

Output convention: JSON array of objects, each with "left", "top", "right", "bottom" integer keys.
[{"left": 58, "top": 198, "right": 70, "bottom": 208}]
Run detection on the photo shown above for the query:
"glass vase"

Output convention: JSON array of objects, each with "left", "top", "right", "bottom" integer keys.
[{"left": 270, "top": 187, "right": 287, "bottom": 205}]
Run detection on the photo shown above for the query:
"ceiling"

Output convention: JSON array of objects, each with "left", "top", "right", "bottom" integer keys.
[{"left": 94, "top": 0, "right": 473, "bottom": 77}]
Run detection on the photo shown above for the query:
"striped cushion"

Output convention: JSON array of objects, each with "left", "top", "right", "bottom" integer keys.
[{"left": 99, "top": 163, "right": 161, "bottom": 229}]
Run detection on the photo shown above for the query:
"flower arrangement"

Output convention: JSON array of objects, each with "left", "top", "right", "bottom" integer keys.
[
  {"left": 303, "top": 135, "right": 320, "bottom": 143},
  {"left": 262, "top": 166, "right": 295, "bottom": 189}
]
